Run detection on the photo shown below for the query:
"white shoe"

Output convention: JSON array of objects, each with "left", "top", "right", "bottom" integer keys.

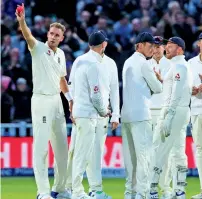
[
  {"left": 191, "top": 193, "right": 202, "bottom": 199},
  {"left": 37, "top": 194, "right": 51, "bottom": 199},
  {"left": 175, "top": 191, "right": 185, "bottom": 199},
  {"left": 89, "top": 191, "right": 112, "bottom": 199},
  {"left": 51, "top": 190, "right": 71, "bottom": 199},
  {"left": 72, "top": 193, "right": 95, "bottom": 199},
  {"left": 132, "top": 193, "right": 137, "bottom": 199},
  {"left": 135, "top": 193, "right": 146, "bottom": 199},
  {"left": 160, "top": 191, "right": 173, "bottom": 199},
  {"left": 150, "top": 192, "right": 159, "bottom": 199},
  {"left": 124, "top": 192, "right": 132, "bottom": 199}
]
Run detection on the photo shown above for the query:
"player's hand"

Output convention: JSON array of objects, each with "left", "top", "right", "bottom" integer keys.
[
  {"left": 104, "top": 110, "right": 112, "bottom": 118},
  {"left": 199, "top": 73, "right": 202, "bottom": 82},
  {"left": 15, "top": 3, "right": 25, "bottom": 22},
  {"left": 69, "top": 113, "right": 76, "bottom": 125},
  {"left": 69, "top": 100, "right": 73, "bottom": 113},
  {"left": 154, "top": 68, "right": 163, "bottom": 83},
  {"left": 198, "top": 84, "right": 202, "bottom": 92},
  {"left": 192, "top": 86, "right": 199, "bottom": 95},
  {"left": 111, "top": 122, "right": 119, "bottom": 131}
]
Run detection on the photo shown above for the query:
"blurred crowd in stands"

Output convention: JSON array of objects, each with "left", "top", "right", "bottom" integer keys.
[{"left": 1, "top": 0, "right": 202, "bottom": 124}]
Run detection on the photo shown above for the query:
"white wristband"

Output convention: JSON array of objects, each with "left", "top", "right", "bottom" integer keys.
[{"left": 64, "top": 92, "right": 73, "bottom": 102}]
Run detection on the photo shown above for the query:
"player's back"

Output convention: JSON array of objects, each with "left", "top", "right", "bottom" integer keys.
[
  {"left": 72, "top": 51, "right": 103, "bottom": 119},
  {"left": 121, "top": 52, "right": 155, "bottom": 122}
]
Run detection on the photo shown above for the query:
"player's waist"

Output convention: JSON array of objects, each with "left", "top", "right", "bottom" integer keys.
[{"left": 33, "top": 92, "right": 60, "bottom": 96}]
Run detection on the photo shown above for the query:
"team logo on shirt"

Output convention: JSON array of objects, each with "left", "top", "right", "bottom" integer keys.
[
  {"left": 94, "top": 86, "right": 99, "bottom": 93},
  {"left": 175, "top": 73, "right": 180, "bottom": 81},
  {"left": 58, "top": 57, "right": 60, "bottom": 64},
  {"left": 68, "top": 81, "right": 72, "bottom": 85},
  {"left": 46, "top": 50, "right": 51, "bottom": 56}
]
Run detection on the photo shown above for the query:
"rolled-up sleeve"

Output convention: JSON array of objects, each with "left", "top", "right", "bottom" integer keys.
[
  {"left": 141, "top": 62, "right": 163, "bottom": 93},
  {"left": 86, "top": 63, "right": 107, "bottom": 116}
]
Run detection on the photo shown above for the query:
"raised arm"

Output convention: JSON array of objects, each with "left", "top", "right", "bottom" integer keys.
[{"left": 15, "top": 4, "right": 36, "bottom": 50}]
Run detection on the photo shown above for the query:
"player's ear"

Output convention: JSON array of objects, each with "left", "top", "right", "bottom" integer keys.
[{"left": 60, "top": 35, "right": 64, "bottom": 42}]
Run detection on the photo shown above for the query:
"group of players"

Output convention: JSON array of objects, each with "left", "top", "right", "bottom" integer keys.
[{"left": 16, "top": 4, "right": 202, "bottom": 199}]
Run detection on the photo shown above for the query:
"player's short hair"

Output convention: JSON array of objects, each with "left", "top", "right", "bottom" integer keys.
[{"left": 50, "top": 22, "right": 66, "bottom": 33}]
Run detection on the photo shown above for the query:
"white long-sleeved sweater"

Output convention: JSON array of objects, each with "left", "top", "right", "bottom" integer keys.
[
  {"left": 69, "top": 50, "right": 120, "bottom": 121},
  {"left": 188, "top": 54, "right": 202, "bottom": 116}
]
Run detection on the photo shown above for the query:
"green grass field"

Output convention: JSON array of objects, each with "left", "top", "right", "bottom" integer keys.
[{"left": 1, "top": 177, "right": 200, "bottom": 199}]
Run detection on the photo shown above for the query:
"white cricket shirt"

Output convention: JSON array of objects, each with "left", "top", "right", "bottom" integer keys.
[
  {"left": 121, "top": 52, "right": 163, "bottom": 122},
  {"left": 29, "top": 41, "right": 67, "bottom": 95},
  {"left": 188, "top": 54, "right": 202, "bottom": 116},
  {"left": 162, "top": 55, "right": 192, "bottom": 109},
  {"left": 148, "top": 56, "right": 171, "bottom": 109},
  {"left": 69, "top": 50, "right": 120, "bottom": 120}
]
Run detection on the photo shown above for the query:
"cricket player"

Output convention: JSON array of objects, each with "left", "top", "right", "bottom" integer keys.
[
  {"left": 148, "top": 36, "right": 173, "bottom": 199},
  {"left": 16, "top": 4, "right": 72, "bottom": 199},
  {"left": 66, "top": 30, "right": 120, "bottom": 199},
  {"left": 188, "top": 32, "right": 202, "bottom": 199},
  {"left": 150, "top": 37, "right": 193, "bottom": 199},
  {"left": 121, "top": 32, "right": 163, "bottom": 199},
  {"left": 69, "top": 31, "right": 117, "bottom": 199}
]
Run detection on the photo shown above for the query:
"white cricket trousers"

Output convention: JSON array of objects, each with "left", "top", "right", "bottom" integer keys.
[
  {"left": 151, "top": 107, "right": 189, "bottom": 191},
  {"left": 191, "top": 114, "right": 202, "bottom": 190},
  {"left": 32, "top": 93, "right": 68, "bottom": 194},
  {"left": 86, "top": 117, "right": 109, "bottom": 192},
  {"left": 151, "top": 109, "right": 172, "bottom": 193},
  {"left": 122, "top": 120, "right": 153, "bottom": 197},
  {"left": 72, "top": 118, "right": 97, "bottom": 197},
  {"left": 66, "top": 118, "right": 108, "bottom": 192}
]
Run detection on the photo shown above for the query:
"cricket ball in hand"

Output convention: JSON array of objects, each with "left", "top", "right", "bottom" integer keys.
[{"left": 16, "top": 6, "right": 24, "bottom": 14}]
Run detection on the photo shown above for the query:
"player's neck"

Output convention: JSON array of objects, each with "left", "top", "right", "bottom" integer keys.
[
  {"left": 200, "top": 53, "right": 202, "bottom": 61},
  {"left": 153, "top": 56, "right": 162, "bottom": 64},
  {"left": 92, "top": 49, "right": 103, "bottom": 57}
]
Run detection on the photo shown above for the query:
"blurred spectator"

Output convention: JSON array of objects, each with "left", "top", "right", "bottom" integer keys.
[
  {"left": 11, "top": 78, "right": 32, "bottom": 122},
  {"left": 31, "top": 15, "right": 46, "bottom": 41},
  {"left": 11, "top": 27, "right": 26, "bottom": 63},
  {"left": 3, "top": 48, "right": 31, "bottom": 86},
  {"left": 1, "top": 35, "right": 12, "bottom": 63},
  {"left": 113, "top": 12, "right": 132, "bottom": 50},
  {"left": 1, "top": 82, "right": 13, "bottom": 123},
  {"left": 172, "top": 12, "right": 195, "bottom": 52}
]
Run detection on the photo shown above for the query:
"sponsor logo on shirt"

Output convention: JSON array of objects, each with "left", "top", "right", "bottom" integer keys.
[
  {"left": 94, "top": 86, "right": 99, "bottom": 93},
  {"left": 42, "top": 116, "right": 46, "bottom": 123},
  {"left": 175, "top": 73, "right": 180, "bottom": 81}
]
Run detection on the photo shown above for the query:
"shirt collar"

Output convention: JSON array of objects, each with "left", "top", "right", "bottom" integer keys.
[
  {"left": 45, "top": 41, "right": 58, "bottom": 54},
  {"left": 90, "top": 49, "right": 104, "bottom": 63},
  {"left": 197, "top": 53, "right": 202, "bottom": 63},
  {"left": 134, "top": 52, "right": 146, "bottom": 59},
  {"left": 171, "top": 55, "right": 185, "bottom": 62}
]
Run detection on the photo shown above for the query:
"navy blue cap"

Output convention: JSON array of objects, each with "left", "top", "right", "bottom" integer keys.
[
  {"left": 154, "top": 36, "right": 166, "bottom": 45},
  {"left": 167, "top": 37, "right": 185, "bottom": 51},
  {"left": 88, "top": 30, "right": 109, "bottom": 46},
  {"left": 135, "top": 32, "right": 155, "bottom": 44},
  {"left": 198, "top": 33, "right": 202, "bottom": 40}
]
